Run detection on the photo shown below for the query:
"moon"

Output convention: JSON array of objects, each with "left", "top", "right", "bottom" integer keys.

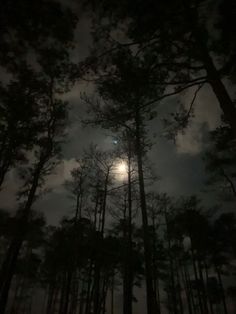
[
  {"left": 117, "top": 161, "right": 127, "bottom": 174},
  {"left": 115, "top": 160, "right": 128, "bottom": 181}
]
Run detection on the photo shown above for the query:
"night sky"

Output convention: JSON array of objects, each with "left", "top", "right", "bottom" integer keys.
[
  {"left": 0, "top": 29, "right": 225, "bottom": 225},
  {"left": 1, "top": 1, "right": 236, "bottom": 313}
]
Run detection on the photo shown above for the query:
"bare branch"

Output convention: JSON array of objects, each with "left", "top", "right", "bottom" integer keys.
[
  {"left": 185, "top": 82, "right": 204, "bottom": 120},
  {"left": 139, "top": 80, "right": 207, "bottom": 110}
]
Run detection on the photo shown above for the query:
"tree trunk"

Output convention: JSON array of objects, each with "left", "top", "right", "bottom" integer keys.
[
  {"left": 151, "top": 214, "right": 161, "bottom": 314},
  {"left": 110, "top": 274, "right": 114, "bottom": 314},
  {"left": 216, "top": 268, "right": 228, "bottom": 314},
  {"left": 202, "top": 50, "right": 236, "bottom": 140},
  {"left": 185, "top": 263, "right": 197, "bottom": 314},
  {"left": 93, "top": 169, "right": 109, "bottom": 314},
  {"left": 0, "top": 158, "right": 45, "bottom": 313},
  {"left": 197, "top": 258, "right": 209, "bottom": 314},
  {"left": 52, "top": 284, "right": 60, "bottom": 313},
  {"left": 164, "top": 206, "right": 178, "bottom": 314},
  {"left": 134, "top": 109, "right": 158, "bottom": 314},
  {"left": 59, "top": 272, "right": 67, "bottom": 314},
  {"left": 79, "top": 279, "right": 85, "bottom": 314},
  {"left": 191, "top": 249, "right": 204, "bottom": 314},
  {"left": 184, "top": 1, "right": 236, "bottom": 139},
  {"left": 0, "top": 236, "right": 23, "bottom": 313},
  {"left": 100, "top": 171, "right": 109, "bottom": 236},
  {"left": 10, "top": 275, "right": 23, "bottom": 314},
  {"left": 204, "top": 262, "right": 214, "bottom": 314},
  {"left": 123, "top": 143, "right": 133, "bottom": 314},
  {"left": 181, "top": 262, "right": 193, "bottom": 314},
  {"left": 85, "top": 260, "right": 93, "bottom": 314},
  {"left": 46, "top": 283, "right": 56, "bottom": 314},
  {"left": 61, "top": 270, "right": 73, "bottom": 314},
  {"left": 93, "top": 242, "right": 102, "bottom": 314},
  {"left": 176, "top": 260, "right": 184, "bottom": 314},
  {"left": 69, "top": 271, "right": 80, "bottom": 314}
]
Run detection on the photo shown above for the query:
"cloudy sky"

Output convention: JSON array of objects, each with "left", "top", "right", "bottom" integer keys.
[
  {"left": 0, "top": 13, "right": 231, "bottom": 226},
  {"left": 1, "top": 6, "right": 236, "bottom": 314},
  {"left": 34, "top": 77, "right": 223, "bottom": 225}
]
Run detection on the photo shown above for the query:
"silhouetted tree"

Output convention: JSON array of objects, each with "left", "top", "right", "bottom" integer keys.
[
  {"left": 82, "top": 0, "right": 236, "bottom": 139},
  {"left": 82, "top": 50, "right": 165, "bottom": 314},
  {"left": 204, "top": 123, "right": 236, "bottom": 199},
  {"left": 0, "top": 45, "right": 75, "bottom": 312}
]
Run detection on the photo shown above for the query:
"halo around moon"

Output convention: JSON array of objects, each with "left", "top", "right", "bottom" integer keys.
[{"left": 115, "top": 160, "right": 128, "bottom": 181}]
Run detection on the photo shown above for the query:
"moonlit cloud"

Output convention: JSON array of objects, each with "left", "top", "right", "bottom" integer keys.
[
  {"left": 176, "top": 84, "right": 221, "bottom": 155},
  {"left": 45, "top": 158, "right": 79, "bottom": 190},
  {"left": 176, "top": 124, "right": 205, "bottom": 155}
]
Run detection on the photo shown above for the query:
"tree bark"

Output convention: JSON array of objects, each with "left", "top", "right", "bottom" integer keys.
[
  {"left": 216, "top": 268, "right": 228, "bottom": 314},
  {"left": 60, "top": 270, "right": 73, "bottom": 314},
  {"left": 0, "top": 156, "right": 45, "bottom": 313},
  {"left": 181, "top": 262, "right": 193, "bottom": 314},
  {"left": 201, "top": 50, "right": 236, "bottom": 140},
  {"left": 0, "top": 230, "right": 25, "bottom": 313},
  {"left": 110, "top": 274, "right": 114, "bottom": 314},
  {"left": 134, "top": 109, "right": 158, "bottom": 314},
  {"left": 123, "top": 141, "right": 133, "bottom": 314},
  {"left": 163, "top": 205, "right": 178, "bottom": 314},
  {"left": 184, "top": 1, "right": 236, "bottom": 139},
  {"left": 191, "top": 249, "right": 204, "bottom": 314}
]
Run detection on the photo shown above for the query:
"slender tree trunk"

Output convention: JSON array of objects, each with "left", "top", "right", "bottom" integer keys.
[
  {"left": 197, "top": 258, "right": 209, "bottom": 314},
  {"left": 204, "top": 262, "right": 214, "bottom": 314},
  {"left": 0, "top": 236, "right": 23, "bottom": 313},
  {"left": 123, "top": 145, "right": 133, "bottom": 314},
  {"left": 10, "top": 275, "right": 23, "bottom": 314},
  {"left": 13, "top": 272, "right": 26, "bottom": 312},
  {"left": 69, "top": 271, "right": 80, "bottom": 314},
  {"left": 28, "top": 290, "right": 33, "bottom": 314},
  {"left": 135, "top": 109, "right": 158, "bottom": 314},
  {"left": 85, "top": 260, "right": 93, "bottom": 314},
  {"left": 100, "top": 171, "right": 109, "bottom": 236},
  {"left": 151, "top": 215, "right": 161, "bottom": 314},
  {"left": 181, "top": 262, "right": 193, "bottom": 314},
  {"left": 0, "top": 158, "right": 11, "bottom": 188},
  {"left": 110, "top": 274, "right": 114, "bottom": 314},
  {"left": 59, "top": 272, "right": 67, "bottom": 314},
  {"left": 61, "top": 270, "right": 73, "bottom": 314},
  {"left": 93, "top": 259, "right": 101, "bottom": 314},
  {"left": 191, "top": 249, "right": 204, "bottom": 314},
  {"left": 185, "top": 264, "right": 197, "bottom": 314},
  {"left": 0, "top": 141, "right": 13, "bottom": 188},
  {"left": 125, "top": 143, "right": 133, "bottom": 314},
  {"left": 52, "top": 284, "right": 60, "bottom": 313},
  {"left": 216, "top": 268, "right": 228, "bottom": 314},
  {"left": 93, "top": 170, "right": 109, "bottom": 314},
  {"left": 176, "top": 260, "right": 184, "bottom": 314},
  {"left": 100, "top": 277, "right": 107, "bottom": 314},
  {"left": 75, "top": 193, "right": 81, "bottom": 221},
  {"left": 123, "top": 195, "right": 129, "bottom": 314},
  {"left": 46, "top": 284, "right": 56, "bottom": 314},
  {"left": 79, "top": 278, "right": 85, "bottom": 314},
  {"left": 164, "top": 207, "right": 178, "bottom": 314},
  {"left": 0, "top": 158, "right": 46, "bottom": 313}
]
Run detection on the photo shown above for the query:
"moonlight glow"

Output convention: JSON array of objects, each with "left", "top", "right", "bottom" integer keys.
[
  {"left": 117, "top": 161, "right": 127, "bottom": 174},
  {"left": 115, "top": 160, "right": 128, "bottom": 181}
]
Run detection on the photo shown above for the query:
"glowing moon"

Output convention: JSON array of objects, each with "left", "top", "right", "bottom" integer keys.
[
  {"left": 117, "top": 161, "right": 127, "bottom": 174},
  {"left": 115, "top": 160, "right": 128, "bottom": 181}
]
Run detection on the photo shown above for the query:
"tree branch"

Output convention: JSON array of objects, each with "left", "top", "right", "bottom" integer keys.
[
  {"left": 222, "top": 170, "right": 236, "bottom": 197},
  {"left": 139, "top": 80, "right": 207, "bottom": 110},
  {"left": 185, "top": 82, "right": 204, "bottom": 120}
]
